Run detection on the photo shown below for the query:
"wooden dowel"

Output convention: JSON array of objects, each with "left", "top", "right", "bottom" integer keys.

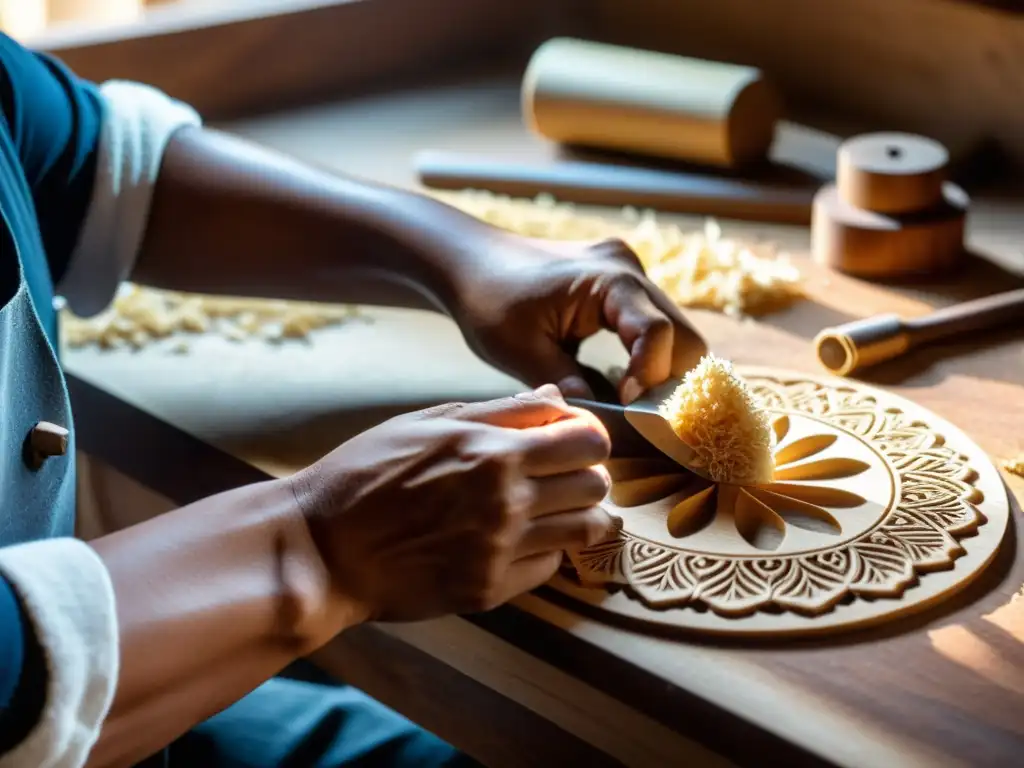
[
  {"left": 814, "top": 287, "right": 1024, "bottom": 376},
  {"left": 415, "top": 150, "right": 815, "bottom": 225}
]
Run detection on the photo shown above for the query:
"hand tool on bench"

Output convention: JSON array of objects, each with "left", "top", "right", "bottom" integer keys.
[
  {"left": 415, "top": 150, "right": 815, "bottom": 225},
  {"left": 814, "top": 287, "right": 1024, "bottom": 376}
]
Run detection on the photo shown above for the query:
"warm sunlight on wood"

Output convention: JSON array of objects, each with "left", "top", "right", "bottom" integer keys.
[
  {"left": 928, "top": 624, "right": 1024, "bottom": 697},
  {"left": 982, "top": 589, "right": 1024, "bottom": 644}
]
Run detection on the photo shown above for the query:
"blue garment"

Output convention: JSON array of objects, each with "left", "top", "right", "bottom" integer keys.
[
  {"left": 0, "top": 32, "right": 87, "bottom": 751},
  {"left": 0, "top": 575, "right": 45, "bottom": 754},
  {"left": 0, "top": 578, "right": 24, "bottom": 710},
  {"left": 0, "top": 32, "right": 470, "bottom": 767}
]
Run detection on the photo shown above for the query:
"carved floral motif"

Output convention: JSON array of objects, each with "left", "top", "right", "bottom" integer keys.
[{"left": 568, "top": 375, "right": 987, "bottom": 617}]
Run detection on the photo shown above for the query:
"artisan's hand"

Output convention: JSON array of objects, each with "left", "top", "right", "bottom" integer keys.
[
  {"left": 450, "top": 233, "right": 708, "bottom": 404},
  {"left": 139, "top": 131, "right": 704, "bottom": 399},
  {"left": 290, "top": 386, "right": 613, "bottom": 622}
]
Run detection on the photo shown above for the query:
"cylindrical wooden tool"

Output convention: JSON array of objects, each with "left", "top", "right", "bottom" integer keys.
[
  {"left": 812, "top": 133, "right": 969, "bottom": 279},
  {"left": 522, "top": 38, "right": 782, "bottom": 169},
  {"left": 415, "top": 150, "right": 815, "bottom": 225},
  {"left": 814, "top": 287, "right": 1024, "bottom": 376}
]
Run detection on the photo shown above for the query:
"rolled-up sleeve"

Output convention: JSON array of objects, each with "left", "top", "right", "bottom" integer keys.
[
  {"left": 0, "top": 539, "right": 119, "bottom": 768},
  {"left": 0, "top": 32, "right": 202, "bottom": 318},
  {"left": 58, "top": 80, "right": 202, "bottom": 317}
]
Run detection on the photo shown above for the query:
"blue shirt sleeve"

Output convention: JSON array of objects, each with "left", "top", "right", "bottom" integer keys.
[
  {"left": 0, "top": 575, "right": 47, "bottom": 754},
  {"left": 0, "top": 32, "right": 103, "bottom": 286}
]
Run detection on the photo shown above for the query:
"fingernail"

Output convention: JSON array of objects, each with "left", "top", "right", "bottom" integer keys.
[
  {"left": 557, "top": 376, "right": 592, "bottom": 400},
  {"left": 621, "top": 377, "right": 642, "bottom": 404},
  {"left": 533, "top": 383, "right": 563, "bottom": 399}
]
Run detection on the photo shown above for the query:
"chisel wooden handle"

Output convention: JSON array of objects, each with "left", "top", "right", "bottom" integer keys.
[
  {"left": 815, "top": 287, "right": 1024, "bottom": 376},
  {"left": 415, "top": 150, "right": 815, "bottom": 225}
]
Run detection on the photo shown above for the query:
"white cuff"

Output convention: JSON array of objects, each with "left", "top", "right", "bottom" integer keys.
[
  {"left": 0, "top": 538, "right": 119, "bottom": 768},
  {"left": 56, "top": 80, "right": 202, "bottom": 318}
]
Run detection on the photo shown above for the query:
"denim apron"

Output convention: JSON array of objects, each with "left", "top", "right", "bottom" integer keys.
[{"left": 0, "top": 131, "right": 77, "bottom": 547}]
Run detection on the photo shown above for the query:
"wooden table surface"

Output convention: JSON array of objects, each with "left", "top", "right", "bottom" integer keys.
[{"left": 65, "top": 74, "right": 1024, "bottom": 768}]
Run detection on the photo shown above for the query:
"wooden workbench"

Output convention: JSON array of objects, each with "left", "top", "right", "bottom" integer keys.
[{"left": 66, "top": 74, "right": 1024, "bottom": 768}]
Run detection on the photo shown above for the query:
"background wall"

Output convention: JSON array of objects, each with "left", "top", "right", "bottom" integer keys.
[
  {"left": 9, "top": 0, "right": 1024, "bottom": 168},
  {"left": 593, "top": 0, "right": 1024, "bottom": 166}
]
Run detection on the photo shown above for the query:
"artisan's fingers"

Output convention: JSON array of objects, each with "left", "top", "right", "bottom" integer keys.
[
  {"left": 518, "top": 410, "right": 611, "bottom": 477},
  {"left": 601, "top": 275, "right": 676, "bottom": 404},
  {"left": 441, "top": 385, "right": 574, "bottom": 429},
  {"left": 527, "top": 466, "right": 611, "bottom": 518},
  {"left": 515, "top": 506, "right": 614, "bottom": 558},
  {"left": 494, "top": 551, "right": 565, "bottom": 604},
  {"left": 645, "top": 285, "right": 709, "bottom": 377}
]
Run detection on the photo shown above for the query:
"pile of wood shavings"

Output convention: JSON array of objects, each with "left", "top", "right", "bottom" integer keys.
[
  {"left": 61, "top": 283, "right": 363, "bottom": 352},
  {"left": 433, "top": 190, "right": 804, "bottom": 317},
  {"left": 61, "top": 190, "right": 802, "bottom": 351}
]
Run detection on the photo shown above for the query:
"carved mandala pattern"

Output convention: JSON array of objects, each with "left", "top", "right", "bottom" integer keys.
[{"left": 568, "top": 374, "right": 989, "bottom": 618}]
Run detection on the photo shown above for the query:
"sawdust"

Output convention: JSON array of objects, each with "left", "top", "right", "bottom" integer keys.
[{"left": 1002, "top": 454, "right": 1024, "bottom": 479}]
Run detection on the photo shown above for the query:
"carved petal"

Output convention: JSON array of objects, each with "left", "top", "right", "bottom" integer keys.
[
  {"left": 610, "top": 474, "right": 693, "bottom": 508},
  {"left": 774, "top": 434, "right": 837, "bottom": 466},
  {"left": 666, "top": 485, "right": 717, "bottom": 539},
  {"left": 629, "top": 552, "right": 698, "bottom": 606},
  {"left": 732, "top": 489, "right": 786, "bottom": 551},
  {"left": 747, "top": 487, "right": 842, "bottom": 536},
  {"left": 760, "top": 482, "right": 867, "bottom": 508},
  {"left": 848, "top": 541, "right": 916, "bottom": 596},
  {"left": 772, "top": 557, "right": 849, "bottom": 614},
  {"left": 882, "top": 510, "right": 963, "bottom": 568},
  {"left": 774, "top": 457, "right": 871, "bottom": 482},
  {"left": 772, "top": 415, "right": 790, "bottom": 444},
  {"left": 694, "top": 560, "right": 774, "bottom": 616}
]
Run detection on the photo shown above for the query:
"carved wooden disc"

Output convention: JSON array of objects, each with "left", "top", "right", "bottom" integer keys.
[{"left": 553, "top": 367, "right": 1010, "bottom": 637}]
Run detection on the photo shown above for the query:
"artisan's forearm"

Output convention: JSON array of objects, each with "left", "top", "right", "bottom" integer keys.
[
  {"left": 86, "top": 479, "right": 351, "bottom": 768},
  {"left": 133, "top": 127, "right": 496, "bottom": 312}
]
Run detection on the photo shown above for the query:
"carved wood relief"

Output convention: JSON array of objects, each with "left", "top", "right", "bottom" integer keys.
[{"left": 556, "top": 369, "right": 1011, "bottom": 636}]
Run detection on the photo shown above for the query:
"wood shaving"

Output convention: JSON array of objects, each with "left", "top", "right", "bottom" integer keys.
[
  {"left": 61, "top": 283, "right": 363, "bottom": 350},
  {"left": 434, "top": 190, "right": 804, "bottom": 317},
  {"left": 1002, "top": 454, "right": 1024, "bottom": 478},
  {"left": 60, "top": 190, "right": 802, "bottom": 351},
  {"left": 658, "top": 354, "right": 776, "bottom": 485}
]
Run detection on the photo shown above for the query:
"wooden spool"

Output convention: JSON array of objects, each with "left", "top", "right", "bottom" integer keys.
[
  {"left": 522, "top": 38, "right": 782, "bottom": 169},
  {"left": 837, "top": 132, "right": 949, "bottom": 214},
  {"left": 812, "top": 133, "right": 969, "bottom": 278}
]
